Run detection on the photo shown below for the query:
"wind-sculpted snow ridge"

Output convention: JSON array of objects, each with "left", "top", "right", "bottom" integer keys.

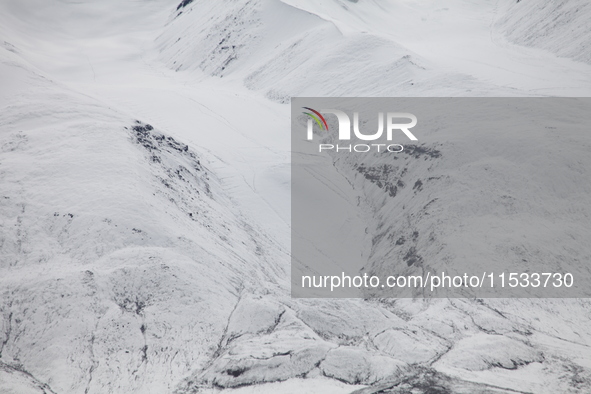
[
  {"left": 156, "top": 0, "right": 520, "bottom": 98},
  {"left": 495, "top": 0, "right": 591, "bottom": 66},
  {"left": 0, "top": 361, "right": 57, "bottom": 394}
]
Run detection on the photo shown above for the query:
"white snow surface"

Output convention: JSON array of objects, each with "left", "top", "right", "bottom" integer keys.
[{"left": 0, "top": 0, "right": 590, "bottom": 393}]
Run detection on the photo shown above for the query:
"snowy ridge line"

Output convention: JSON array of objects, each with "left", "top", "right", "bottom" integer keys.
[{"left": 0, "top": 360, "right": 57, "bottom": 394}]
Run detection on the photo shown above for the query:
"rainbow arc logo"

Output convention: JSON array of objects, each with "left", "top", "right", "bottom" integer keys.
[{"left": 302, "top": 107, "right": 329, "bottom": 131}]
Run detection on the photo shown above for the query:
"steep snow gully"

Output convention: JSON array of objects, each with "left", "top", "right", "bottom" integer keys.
[{"left": 1, "top": 0, "right": 591, "bottom": 393}]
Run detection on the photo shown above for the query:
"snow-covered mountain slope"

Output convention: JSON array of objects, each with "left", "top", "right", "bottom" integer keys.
[
  {"left": 157, "top": 0, "right": 489, "bottom": 99},
  {"left": 322, "top": 99, "right": 591, "bottom": 299},
  {"left": 157, "top": 0, "right": 591, "bottom": 97},
  {"left": 0, "top": 45, "right": 292, "bottom": 393},
  {"left": 1, "top": 0, "right": 591, "bottom": 393},
  {"left": 495, "top": 0, "right": 591, "bottom": 66}
]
